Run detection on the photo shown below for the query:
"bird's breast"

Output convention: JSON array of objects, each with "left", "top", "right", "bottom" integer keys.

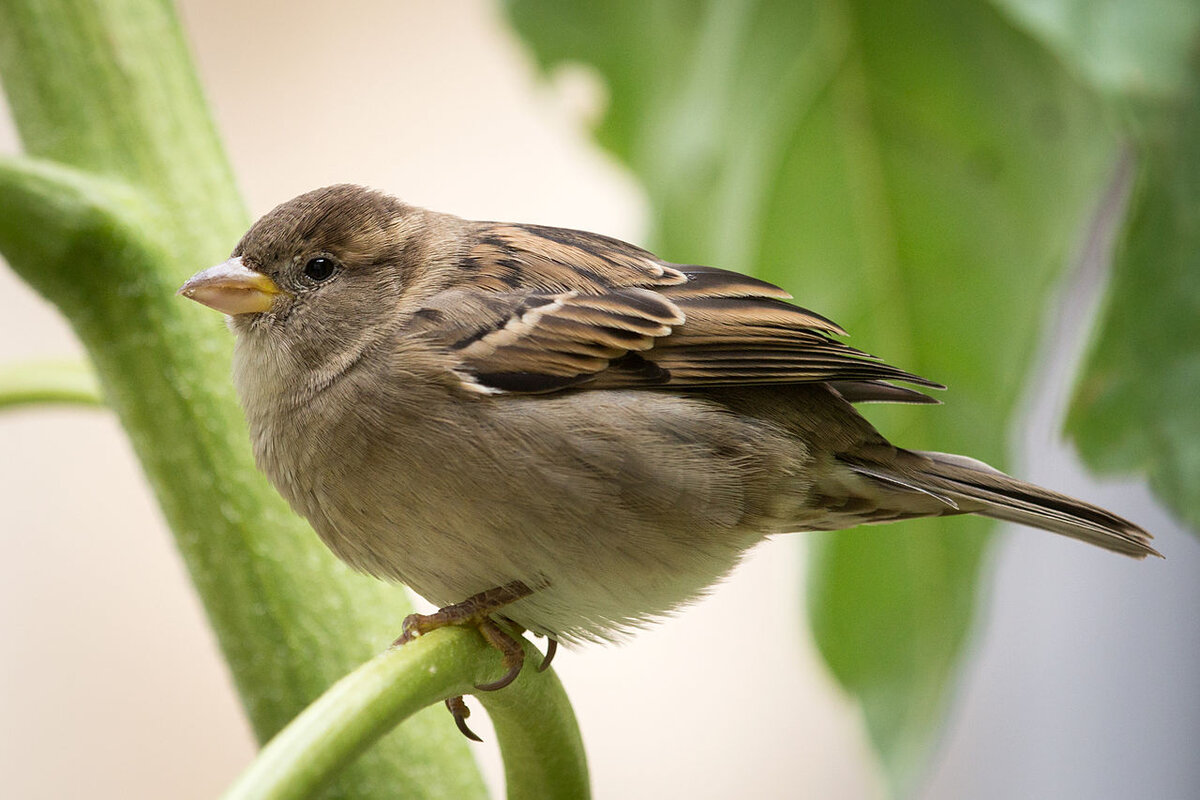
[{"left": 232, "top": 341, "right": 812, "bottom": 639}]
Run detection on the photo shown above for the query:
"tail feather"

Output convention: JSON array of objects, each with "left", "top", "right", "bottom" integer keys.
[
  {"left": 911, "top": 450, "right": 1159, "bottom": 559},
  {"left": 840, "top": 450, "right": 1160, "bottom": 559}
]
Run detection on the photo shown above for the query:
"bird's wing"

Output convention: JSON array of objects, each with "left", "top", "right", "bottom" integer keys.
[{"left": 411, "top": 222, "right": 942, "bottom": 397}]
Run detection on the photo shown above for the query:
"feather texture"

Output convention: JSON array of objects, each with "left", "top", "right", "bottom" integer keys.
[{"left": 416, "top": 222, "right": 944, "bottom": 396}]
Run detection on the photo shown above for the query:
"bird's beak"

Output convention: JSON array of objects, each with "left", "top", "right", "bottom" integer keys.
[{"left": 178, "top": 257, "right": 285, "bottom": 315}]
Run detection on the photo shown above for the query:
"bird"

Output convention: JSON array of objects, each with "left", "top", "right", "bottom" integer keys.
[{"left": 179, "top": 184, "right": 1157, "bottom": 739}]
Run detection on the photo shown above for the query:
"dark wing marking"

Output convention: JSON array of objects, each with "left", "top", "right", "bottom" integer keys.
[
  {"left": 410, "top": 285, "right": 683, "bottom": 394},
  {"left": 827, "top": 380, "right": 941, "bottom": 405},
  {"left": 415, "top": 222, "right": 942, "bottom": 396}
]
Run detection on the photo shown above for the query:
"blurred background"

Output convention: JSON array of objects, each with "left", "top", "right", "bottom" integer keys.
[{"left": 1, "top": 1, "right": 1197, "bottom": 798}]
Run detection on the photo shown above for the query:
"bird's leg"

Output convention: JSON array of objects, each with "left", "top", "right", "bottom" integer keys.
[
  {"left": 395, "top": 580, "right": 534, "bottom": 646},
  {"left": 395, "top": 582, "right": 532, "bottom": 687}
]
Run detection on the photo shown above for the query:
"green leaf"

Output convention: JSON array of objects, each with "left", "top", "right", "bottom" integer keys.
[
  {"left": 1066, "top": 81, "right": 1200, "bottom": 533},
  {"left": 995, "top": 0, "right": 1199, "bottom": 100},
  {"left": 999, "top": 1, "right": 1200, "bottom": 536},
  {"left": 505, "top": 0, "right": 1118, "bottom": 790}
]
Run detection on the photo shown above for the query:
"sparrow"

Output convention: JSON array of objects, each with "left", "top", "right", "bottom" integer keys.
[{"left": 180, "top": 184, "right": 1156, "bottom": 738}]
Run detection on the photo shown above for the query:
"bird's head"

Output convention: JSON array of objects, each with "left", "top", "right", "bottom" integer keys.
[{"left": 179, "top": 185, "right": 438, "bottom": 353}]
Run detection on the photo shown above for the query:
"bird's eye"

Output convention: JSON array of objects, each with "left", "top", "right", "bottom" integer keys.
[{"left": 303, "top": 257, "right": 337, "bottom": 282}]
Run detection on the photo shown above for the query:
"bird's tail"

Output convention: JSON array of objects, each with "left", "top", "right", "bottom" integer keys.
[{"left": 845, "top": 450, "right": 1159, "bottom": 559}]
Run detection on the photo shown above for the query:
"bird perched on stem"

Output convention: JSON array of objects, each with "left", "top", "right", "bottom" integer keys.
[{"left": 180, "top": 184, "right": 1157, "bottom": 739}]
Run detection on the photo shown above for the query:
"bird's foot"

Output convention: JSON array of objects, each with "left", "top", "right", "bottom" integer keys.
[
  {"left": 395, "top": 580, "right": 532, "bottom": 645},
  {"left": 393, "top": 581, "right": 559, "bottom": 741}
]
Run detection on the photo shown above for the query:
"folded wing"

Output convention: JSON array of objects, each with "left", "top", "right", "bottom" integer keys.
[{"left": 411, "top": 222, "right": 943, "bottom": 399}]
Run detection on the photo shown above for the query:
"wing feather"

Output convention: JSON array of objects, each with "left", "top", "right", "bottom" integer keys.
[{"left": 413, "top": 222, "right": 942, "bottom": 398}]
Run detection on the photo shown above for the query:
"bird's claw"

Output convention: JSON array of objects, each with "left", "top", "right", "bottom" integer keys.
[
  {"left": 474, "top": 618, "right": 525, "bottom": 691},
  {"left": 393, "top": 613, "right": 428, "bottom": 647},
  {"left": 445, "top": 696, "right": 482, "bottom": 742},
  {"left": 538, "top": 637, "right": 558, "bottom": 672}
]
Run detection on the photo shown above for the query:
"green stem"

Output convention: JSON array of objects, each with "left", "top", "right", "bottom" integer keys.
[
  {"left": 224, "top": 629, "right": 589, "bottom": 800},
  {"left": 0, "top": 1, "right": 589, "bottom": 796},
  {"left": 0, "top": 360, "right": 104, "bottom": 409},
  {"left": 477, "top": 658, "right": 591, "bottom": 800}
]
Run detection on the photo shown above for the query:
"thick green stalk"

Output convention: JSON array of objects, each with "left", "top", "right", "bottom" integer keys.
[
  {"left": 0, "top": 360, "right": 103, "bottom": 409},
  {"left": 0, "top": 0, "right": 245, "bottom": 248},
  {"left": 224, "top": 629, "right": 589, "bottom": 800},
  {"left": 0, "top": 154, "right": 483, "bottom": 797},
  {"left": 0, "top": 1, "right": 578, "bottom": 796}
]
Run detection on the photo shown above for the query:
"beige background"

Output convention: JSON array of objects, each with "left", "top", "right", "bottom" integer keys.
[{"left": 2, "top": 2, "right": 1196, "bottom": 799}]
